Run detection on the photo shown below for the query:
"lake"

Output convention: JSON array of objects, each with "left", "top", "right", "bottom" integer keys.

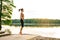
[{"left": 1, "top": 25, "right": 60, "bottom": 38}]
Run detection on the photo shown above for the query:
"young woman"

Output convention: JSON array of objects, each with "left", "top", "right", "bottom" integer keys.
[{"left": 19, "top": 8, "right": 24, "bottom": 35}]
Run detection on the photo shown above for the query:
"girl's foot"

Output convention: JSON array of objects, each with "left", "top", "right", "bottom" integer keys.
[{"left": 20, "top": 32, "right": 22, "bottom": 35}]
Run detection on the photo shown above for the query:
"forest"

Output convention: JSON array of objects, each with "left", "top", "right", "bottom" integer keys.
[{"left": 6, "top": 19, "right": 60, "bottom": 27}]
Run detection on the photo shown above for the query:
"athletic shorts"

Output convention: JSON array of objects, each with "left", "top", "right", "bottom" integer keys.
[{"left": 20, "top": 19, "right": 24, "bottom": 27}]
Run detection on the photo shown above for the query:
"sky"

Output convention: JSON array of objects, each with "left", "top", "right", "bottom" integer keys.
[{"left": 12, "top": 0, "right": 60, "bottom": 19}]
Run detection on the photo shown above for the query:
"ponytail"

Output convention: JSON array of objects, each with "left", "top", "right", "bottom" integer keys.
[{"left": 19, "top": 9, "right": 20, "bottom": 11}]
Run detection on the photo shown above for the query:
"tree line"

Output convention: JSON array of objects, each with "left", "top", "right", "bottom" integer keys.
[
  {"left": 12, "top": 19, "right": 60, "bottom": 23},
  {"left": 6, "top": 19, "right": 60, "bottom": 26}
]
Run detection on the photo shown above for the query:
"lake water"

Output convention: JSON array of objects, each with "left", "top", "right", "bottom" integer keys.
[{"left": 1, "top": 25, "right": 60, "bottom": 38}]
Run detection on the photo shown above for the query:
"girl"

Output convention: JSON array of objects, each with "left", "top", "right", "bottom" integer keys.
[{"left": 19, "top": 8, "right": 24, "bottom": 35}]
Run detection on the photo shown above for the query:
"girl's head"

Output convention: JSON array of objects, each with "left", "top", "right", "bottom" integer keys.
[{"left": 19, "top": 8, "right": 24, "bottom": 12}]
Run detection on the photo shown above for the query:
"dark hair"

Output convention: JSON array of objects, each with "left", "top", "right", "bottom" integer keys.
[
  {"left": 19, "top": 9, "right": 20, "bottom": 11},
  {"left": 19, "top": 8, "right": 23, "bottom": 11}
]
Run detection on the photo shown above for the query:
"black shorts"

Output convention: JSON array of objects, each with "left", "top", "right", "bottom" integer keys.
[{"left": 20, "top": 19, "right": 24, "bottom": 27}]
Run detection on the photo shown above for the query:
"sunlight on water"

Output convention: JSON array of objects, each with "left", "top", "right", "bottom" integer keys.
[{"left": 1, "top": 25, "right": 60, "bottom": 38}]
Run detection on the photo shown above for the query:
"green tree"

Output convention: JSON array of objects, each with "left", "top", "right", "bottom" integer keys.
[{"left": 0, "top": 0, "right": 16, "bottom": 30}]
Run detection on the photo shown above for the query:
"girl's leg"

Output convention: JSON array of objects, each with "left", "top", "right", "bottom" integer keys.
[
  {"left": 20, "top": 26, "right": 23, "bottom": 35},
  {"left": 20, "top": 19, "right": 24, "bottom": 35}
]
